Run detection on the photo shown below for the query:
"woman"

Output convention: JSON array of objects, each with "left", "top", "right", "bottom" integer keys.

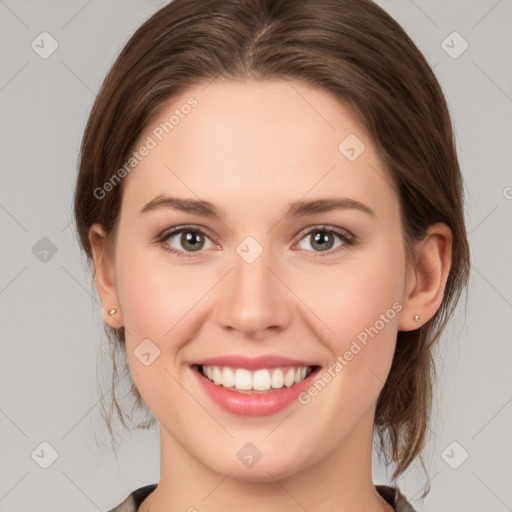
[{"left": 74, "top": 0, "right": 470, "bottom": 510}]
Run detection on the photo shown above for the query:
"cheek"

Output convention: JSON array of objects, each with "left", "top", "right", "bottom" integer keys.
[
  {"left": 114, "top": 234, "right": 217, "bottom": 364},
  {"left": 285, "top": 250, "right": 406, "bottom": 446},
  {"left": 305, "top": 241, "right": 404, "bottom": 337},
  {"left": 116, "top": 253, "right": 205, "bottom": 336},
  {"left": 113, "top": 240, "right": 209, "bottom": 411},
  {"left": 302, "top": 240, "right": 406, "bottom": 392}
]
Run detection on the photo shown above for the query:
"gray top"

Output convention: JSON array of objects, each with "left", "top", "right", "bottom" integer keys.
[{"left": 108, "top": 483, "right": 417, "bottom": 511}]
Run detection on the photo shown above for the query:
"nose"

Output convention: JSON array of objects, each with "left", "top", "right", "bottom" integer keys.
[{"left": 216, "top": 243, "right": 292, "bottom": 340}]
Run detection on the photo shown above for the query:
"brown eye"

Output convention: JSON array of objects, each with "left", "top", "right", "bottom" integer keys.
[
  {"left": 309, "top": 230, "right": 337, "bottom": 252},
  {"left": 160, "top": 226, "right": 215, "bottom": 257},
  {"left": 296, "top": 226, "right": 355, "bottom": 257},
  {"left": 177, "top": 231, "right": 206, "bottom": 252}
]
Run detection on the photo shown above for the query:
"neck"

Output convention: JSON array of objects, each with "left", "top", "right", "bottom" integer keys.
[{"left": 141, "top": 407, "right": 394, "bottom": 512}]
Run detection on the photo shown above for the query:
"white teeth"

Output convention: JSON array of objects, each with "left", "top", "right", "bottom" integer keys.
[
  {"left": 271, "top": 369, "right": 284, "bottom": 389},
  {"left": 222, "top": 367, "right": 235, "bottom": 388},
  {"left": 235, "top": 369, "right": 252, "bottom": 390},
  {"left": 284, "top": 368, "right": 295, "bottom": 387},
  {"left": 200, "top": 365, "right": 312, "bottom": 392},
  {"left": 253, "top": 369, "right": 271, "bottom": 391},
  {"left": 212, "top": 367, "right": 222, "bottom": 385}
]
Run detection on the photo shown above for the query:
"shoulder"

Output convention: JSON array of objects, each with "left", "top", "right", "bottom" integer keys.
[
  {"left": 107, "top": 483, "right": 158, "bottom": 512},
  {"left": 375, "top": 484, "right": 418, "bottom": 512}
]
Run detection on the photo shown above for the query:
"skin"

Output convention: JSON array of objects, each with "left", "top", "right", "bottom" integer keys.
[{"left": 90, "top": 79, "right": 452, "bottom": 512}]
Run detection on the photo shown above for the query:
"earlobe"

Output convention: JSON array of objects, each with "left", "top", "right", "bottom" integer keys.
[
  {"left": 398, "top": 223, "right": 452, "bottom": 331},
  {"left": 88, "top": 223, "right": 123, "bottom": 328}
]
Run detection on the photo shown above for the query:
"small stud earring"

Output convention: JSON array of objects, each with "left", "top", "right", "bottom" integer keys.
[
  {"left": 108, "top": 308, "right": 117, "bottom": 316},
  {"left": 413, "top": 314, "right": 420, "bottom": 322}
]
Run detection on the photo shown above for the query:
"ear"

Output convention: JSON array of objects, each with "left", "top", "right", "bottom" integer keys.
[
  {"left": 398, "top": 223, "right": 452, "bottom": 331},
  {"left": 89, "top": 223, "right": 123, "bottom": 329}
]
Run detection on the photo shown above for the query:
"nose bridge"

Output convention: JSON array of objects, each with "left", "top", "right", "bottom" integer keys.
[
  {"left": 217, "top": 236, "right": 291, "bottom": 337},
  {"left": 234, "top": 240, "right": 274, "bottom": 299}
]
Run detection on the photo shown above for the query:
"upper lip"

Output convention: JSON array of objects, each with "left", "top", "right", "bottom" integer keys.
[{"left": 192, "top": 355, "right": 318, "bottom": 370}]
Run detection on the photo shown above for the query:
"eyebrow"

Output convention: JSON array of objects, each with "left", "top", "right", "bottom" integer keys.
[{"left": 140, "top": 195, "right": 375, "bottom": 218}]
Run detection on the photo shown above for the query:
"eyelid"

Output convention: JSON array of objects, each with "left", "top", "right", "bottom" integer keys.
[
  {"left": 157, "top": 224, "right": 217, "bottom": 243},
  {"left": 294, "top": 223, "right": 354, "bottom": 243}
]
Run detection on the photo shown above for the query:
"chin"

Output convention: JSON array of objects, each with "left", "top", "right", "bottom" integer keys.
[{"left": 205, "top": 451, "right": 310, "bottom": 483}]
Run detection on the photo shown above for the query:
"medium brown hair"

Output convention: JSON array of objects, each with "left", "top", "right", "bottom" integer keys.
[{"left": 74, "top": 0, "right": 470, "bottom": 495}]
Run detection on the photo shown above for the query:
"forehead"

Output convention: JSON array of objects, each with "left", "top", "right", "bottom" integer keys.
[{"left": 121, "top": 79, "right": 397, "bottom": 222}]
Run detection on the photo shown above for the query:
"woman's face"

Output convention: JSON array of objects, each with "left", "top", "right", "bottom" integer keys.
[{"left": 102, "top": 79, "right": 413, "bottom": 479}]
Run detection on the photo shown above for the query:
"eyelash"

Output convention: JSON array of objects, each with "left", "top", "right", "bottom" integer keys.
[{"left": 156, "top": 224, "right": 356, "bottom": 259}]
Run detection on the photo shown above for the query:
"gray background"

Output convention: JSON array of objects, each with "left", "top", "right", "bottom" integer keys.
[{"left": 1, "top": 0, "right": 511, "bottom": 510}]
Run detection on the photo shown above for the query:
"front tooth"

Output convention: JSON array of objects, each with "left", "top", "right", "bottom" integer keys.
[
  {"left": 222, "top": 367, "right": 235, "bottom": 388},
  {"left": 271, "top": 368, "right": 284, "bottom": 389},
  {"left": 235, "top": 368, "right": 252, "bottom": 390},
  {"left": 253, "top": 369, "right": 271, "bottom": 391},
  {"left": 212, "top": 366, "right": 223, "bottom": 385},
  {"left": 284, "top": 368, "right": 295, "bottom": 387}
]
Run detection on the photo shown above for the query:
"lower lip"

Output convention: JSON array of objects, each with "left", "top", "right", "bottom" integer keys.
[{"left": 192, "top": 366, "right": 319, "bottom": 416}]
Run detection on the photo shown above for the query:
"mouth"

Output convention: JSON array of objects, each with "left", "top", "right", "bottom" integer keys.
[{"left": 192, "top": 364, "right": 320, "bottom": 394}]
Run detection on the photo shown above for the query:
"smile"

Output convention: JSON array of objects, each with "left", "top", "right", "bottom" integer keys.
[
  {"left": 190, "top": 355, "right": 321, "bottom": 416},
  {"left": 199, "top": 365, "right": 314, "bottom": 393}
]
